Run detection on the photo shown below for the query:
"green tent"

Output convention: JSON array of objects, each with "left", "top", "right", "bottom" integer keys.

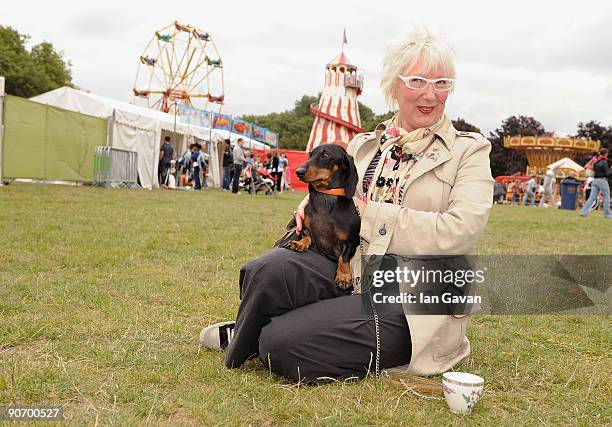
[{"left": 2, "top": 95, "right": 107, "bottom": 182}]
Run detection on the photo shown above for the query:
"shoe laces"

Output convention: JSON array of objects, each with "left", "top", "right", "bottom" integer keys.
[{"left": 226, "top": 325, "right": 235, "bottom": 345}]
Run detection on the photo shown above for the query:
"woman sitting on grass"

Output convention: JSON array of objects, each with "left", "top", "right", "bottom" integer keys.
[{"left": 201, "top": 30, "right": 494, "bottom": 383}]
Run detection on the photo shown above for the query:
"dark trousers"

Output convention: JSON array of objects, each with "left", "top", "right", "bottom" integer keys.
[
  {"left": 275, "top": 171, "right": 283, "bottom": 192},
  {"left": 232, "top": 164, "right": 243, "bottom": 193},
  {"left": 193, "top": 167, "right": 201, "bottom": 189},
  {"left": 224, "top": 248, "right": 412, "bottom": 383},
  {"left": 158, "top": 164, "right": 169, "bottom": 186},
  {"left": 223, "top": 166, "right": 232, "bottom": 190}
]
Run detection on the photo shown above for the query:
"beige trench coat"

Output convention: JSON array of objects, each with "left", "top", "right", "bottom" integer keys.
[{"left": 347, "top": 117, "right": 494, "bottom": 376}]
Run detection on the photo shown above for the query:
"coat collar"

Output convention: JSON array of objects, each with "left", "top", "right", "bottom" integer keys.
[
  {"left": 374, "top": 114, "right": 457, "bottom": 151},
  {"left": 355, "top": 116, "right": 459, "bottom": 194}
]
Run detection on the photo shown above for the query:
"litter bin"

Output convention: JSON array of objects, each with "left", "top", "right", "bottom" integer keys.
[{"left": 560, "top": 179, "right": 581, "bottom": 210}]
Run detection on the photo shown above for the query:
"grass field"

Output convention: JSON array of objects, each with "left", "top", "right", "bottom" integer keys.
[{"left": 1, "top": 183, "right": 610, "bottom": 425}]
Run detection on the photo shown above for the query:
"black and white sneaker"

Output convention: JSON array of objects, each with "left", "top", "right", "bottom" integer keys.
[{"left": 199, "top": 321, "right": 235, "bottom": 350}]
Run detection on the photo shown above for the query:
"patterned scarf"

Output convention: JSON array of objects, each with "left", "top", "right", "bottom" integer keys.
[{"left": 367, "top": 114, "right": 446, "bottom": 204}]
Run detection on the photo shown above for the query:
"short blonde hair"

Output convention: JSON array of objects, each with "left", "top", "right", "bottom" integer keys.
[{"left": 380, "top": 30, "right": 456, "bottom": 109}]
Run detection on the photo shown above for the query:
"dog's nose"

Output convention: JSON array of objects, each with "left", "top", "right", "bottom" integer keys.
[{"left": 296, "top": 167, "right": 306, "bottom": 179}]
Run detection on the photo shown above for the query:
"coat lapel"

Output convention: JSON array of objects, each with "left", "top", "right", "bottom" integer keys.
[
  {"left": 403, "top": 138, "right": 452, "bottom": 189},
  {"left": 403, "top": 116, "right": 456, "bottom": 189}
]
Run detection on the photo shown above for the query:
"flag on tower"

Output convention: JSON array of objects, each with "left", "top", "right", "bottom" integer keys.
[{"left": 342, "top": 29, "right": 347, "bottom": 46}]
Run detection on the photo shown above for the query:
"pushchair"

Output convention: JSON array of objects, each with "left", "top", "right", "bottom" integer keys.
[{"left": 241, "top": 164, "right": 275, "bottom": 195}]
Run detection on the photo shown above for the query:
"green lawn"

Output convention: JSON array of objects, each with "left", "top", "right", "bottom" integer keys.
[{"left": 1, "top": 184, "right": 610, "bottom": 425}]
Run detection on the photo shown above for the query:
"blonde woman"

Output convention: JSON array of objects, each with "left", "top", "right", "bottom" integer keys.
[{"left": 201, "top": 30, "right": 494, "bottom": 383}]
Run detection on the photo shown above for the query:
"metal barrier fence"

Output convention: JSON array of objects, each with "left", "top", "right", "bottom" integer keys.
[{"left": 93, "top": 147, "right": 139, "bottom": 188}]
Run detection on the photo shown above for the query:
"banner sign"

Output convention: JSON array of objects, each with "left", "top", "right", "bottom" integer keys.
[
  {"left": 178, "top": 105, "right": 211, "bottom": 128},
  {"left": 178, "top": 106, "right": 278, "bottom": 146},
  {"left": 212, "top": 113, "right": 232, "bottom": 131},
  {"left": 232, "top": 118, "right": 252, "bottom": 137},
  {"left": 264, "top": 131, "right": 278, "bottom": 147},
  {"left": 252, "top": 124, "right": 265, "bottom": 141}
]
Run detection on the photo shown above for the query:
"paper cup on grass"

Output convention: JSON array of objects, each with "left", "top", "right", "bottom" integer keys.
[{"left": 442, "top": 372, "right": 484, "bottom": 415}]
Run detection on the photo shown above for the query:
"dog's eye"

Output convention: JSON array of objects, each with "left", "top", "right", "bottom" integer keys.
[{"left": 320, "top": 152, "right": 329, "bottom": 159}]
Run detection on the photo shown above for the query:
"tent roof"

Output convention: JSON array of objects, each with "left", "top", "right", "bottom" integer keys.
[
  {"left": 31, "top": 87, "right": 274, "bottom": 149},
  {"left": 547, "top": 157, "right": 584, "bottom": 171},
  {"left": 327, "top": 51, "right": 356, "bottom": 69},
  {"left": 30, "top": 87, "right": 224, "bottom": 142},
  {"left": 32, "top": 87, "right": 171, "bottom": 122}
]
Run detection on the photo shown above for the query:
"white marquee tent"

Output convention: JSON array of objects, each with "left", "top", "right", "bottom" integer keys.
[
  {"left": 547, "top": 157, "right": 584, "bottom": 172},
  {"left": 30, "top": 87, "right": 268, "bottom": 189}
]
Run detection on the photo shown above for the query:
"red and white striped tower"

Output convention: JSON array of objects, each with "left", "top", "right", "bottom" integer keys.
[{"left": 306, "top": 31, "right": 363, "bottom": 152}]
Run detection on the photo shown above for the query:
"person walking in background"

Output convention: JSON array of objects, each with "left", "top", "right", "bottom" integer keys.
[
  {"left": 201, "top": 150, "right": 209, "bottom": 189},
  {"left": 271, "top": 150, "right": 280, "bottom": 192},
  {"left": 508, "top": 180, "right": 520, "bottom": 205},
  {"left": 521, "top": 175, "right": 537, "bottom": 207},
  {"left": 246, "top": 151, "right": 254, "bottom": 167},
  {"left": 493, "top": 181, "right": 506, "bottom": 204},
  {"left": 190, "top": 143, "right": 207, "bottom": 190},
  {"left": 180, "top": 143, "right": 194, "bottom": 173},
  {"left": 280, "top": 153, "right": 292, "bottom": 191},
  {"left": 178, "top": 143, "right": 193, "bottom": 187},
  {"left": 539, "top": 169, "right": 555, "bottom": 207},
  {"left": 264, "top": 153, "right": 272, "bottom": 170},
  {"left": 580, "top": 148, "right": 611, "bottom": 219},
  {"left": 158, "top": 136, "right": 175, "bottom": 188},
  {"left": 276, "top": 151, "right": 285, "bottom": 193},
  {"left": 222, "top": 139, "right": 233, "bottom": 191},
  {"left": 232, "top": 138, "right": 245, "bottom": 194}
]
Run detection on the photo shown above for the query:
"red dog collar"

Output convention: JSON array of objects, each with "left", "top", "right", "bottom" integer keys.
[{"left": 316, "top": 188, "right": 346, "bottom": 196}]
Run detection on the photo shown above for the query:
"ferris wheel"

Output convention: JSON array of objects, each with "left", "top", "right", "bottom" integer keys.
[{"left": 132, "top": 21, "right": 224, "bottom": 113}]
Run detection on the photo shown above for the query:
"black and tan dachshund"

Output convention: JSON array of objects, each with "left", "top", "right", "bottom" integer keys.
[{"left": 284, "top": 144, "right": 361, "bottom": 289}]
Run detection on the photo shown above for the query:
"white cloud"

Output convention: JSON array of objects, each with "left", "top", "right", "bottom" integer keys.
[{"left": 3, "top": 0, "right": 611, "bottom": 135}]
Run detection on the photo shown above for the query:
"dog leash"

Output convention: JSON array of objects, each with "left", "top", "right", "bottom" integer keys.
[
  {"left": 353, "top": 200, "right": 381, "bottom": 377},
  {"left": 354, "top": 201, "right": 444, "bottom": 401}
]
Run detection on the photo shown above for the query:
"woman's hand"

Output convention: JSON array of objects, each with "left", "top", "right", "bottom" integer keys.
[{"left": 295, "top": 196, "right": 309, "bottom": 234}]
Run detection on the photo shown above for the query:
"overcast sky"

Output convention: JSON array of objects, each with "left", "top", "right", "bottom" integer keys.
[{"left": 4, "top": 0, "right": 612, "bottom": 136}]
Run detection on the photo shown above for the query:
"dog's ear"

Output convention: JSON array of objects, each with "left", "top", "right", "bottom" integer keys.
[{"left": 343, "top": 151, "right": 358, "bottom": 198}]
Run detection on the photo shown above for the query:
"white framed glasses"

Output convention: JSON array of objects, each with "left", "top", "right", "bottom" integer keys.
[{"left": 398, "top": 75, "right": 455, "bottom": 91}]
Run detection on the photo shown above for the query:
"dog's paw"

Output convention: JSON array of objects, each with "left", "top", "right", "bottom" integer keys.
[{"left": 335, "top": 272, "right": 353, "bottom": 290}]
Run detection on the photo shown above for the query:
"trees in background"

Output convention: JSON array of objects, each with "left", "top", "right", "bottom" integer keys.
[
  {"left": 574, "top": 120, "right": 612, "bottom": 165},
  {"left": 488, "top": 115, "right": 546, "bottom": 177},
  {"left": 0, "top": 26, "right": 73, "bottom": 98},
  {"left": 452, "top": 118, "right": 480, "bottom": 133},
  {"left": 242, "top": 95, "right": 318, "bottom": 150},
  {"left": 576, "top": 121, "right": 612, "bottom": 148}
]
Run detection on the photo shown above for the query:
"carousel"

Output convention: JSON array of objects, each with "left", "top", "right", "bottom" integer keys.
[
  {"left": 503, "top": 135, "right": 600, "bottom": 176},
  {"left": 500, "top": 136, "right": 601, "bottom": 206}
]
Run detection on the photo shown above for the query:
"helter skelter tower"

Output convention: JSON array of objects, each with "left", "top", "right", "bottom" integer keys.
[{"left": 306, "top": 31, "right": 363, "bottom": 152}]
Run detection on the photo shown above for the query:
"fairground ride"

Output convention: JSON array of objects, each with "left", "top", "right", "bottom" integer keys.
[{"left": 132, "top": 21, "right": 224, "bottom": 114}]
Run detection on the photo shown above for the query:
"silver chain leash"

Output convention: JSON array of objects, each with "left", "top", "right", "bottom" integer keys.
[
  {"left": 354, "top": 198, "right": 381, "bottom": 377},
  {"left": 381, "top": 371, "right": 445, "bottom": 400}
]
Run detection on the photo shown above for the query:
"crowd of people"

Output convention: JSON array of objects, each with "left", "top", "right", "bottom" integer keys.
[
  {"left": 156, "top": 135, "right": 293, "bottom": 193},
  {"left": 157, "top": 136, "right": 210, "bottom": 190},
  {"left": 157, "top": 135, "right": 609, "bottom": 217},
  {"left": 492, "top": 148, "right": 611, "bottom": 218},
  {"left": 221, "top": 138, "right": 292, "bottom": 194}
]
